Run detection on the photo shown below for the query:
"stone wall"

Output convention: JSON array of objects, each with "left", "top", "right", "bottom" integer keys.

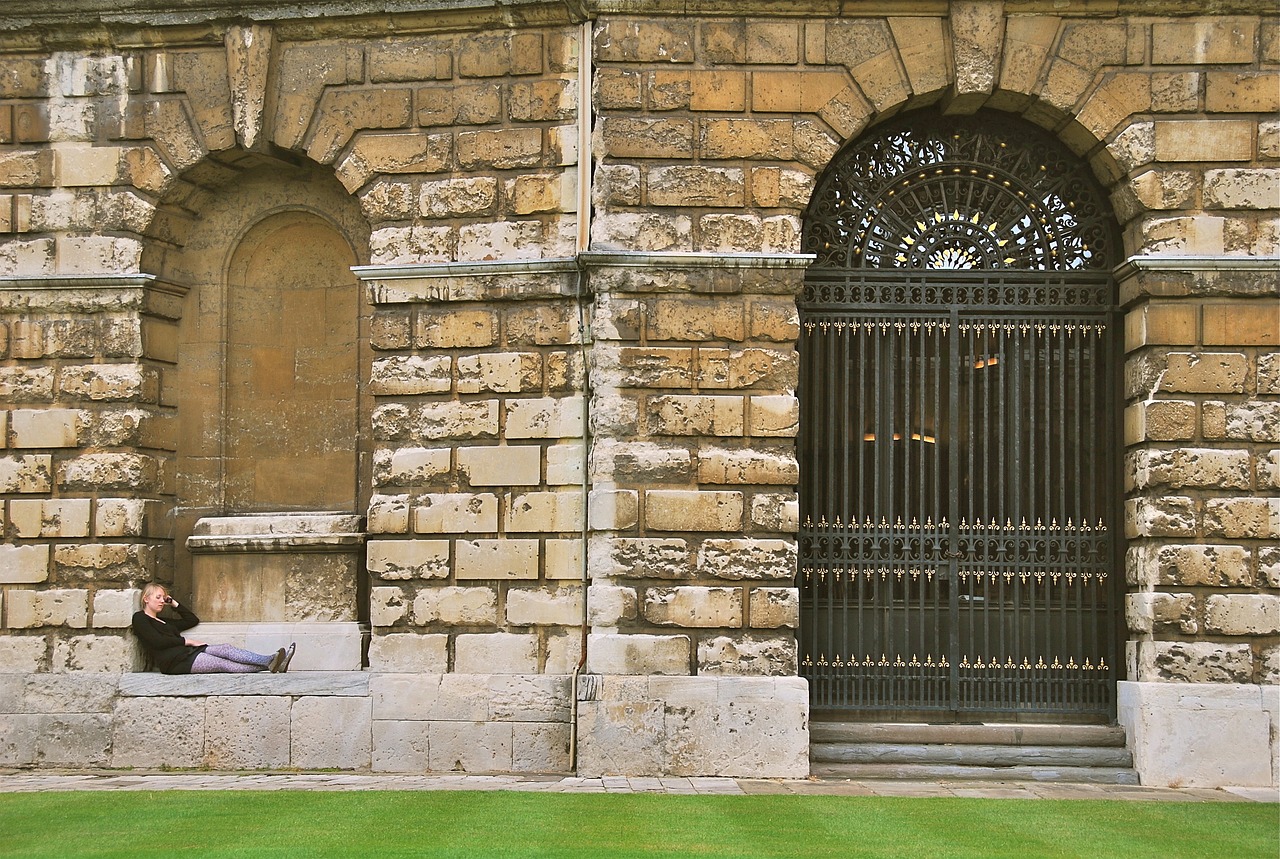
[{"left": 0, "top": 0, "right": 1277, "bottom": 782}]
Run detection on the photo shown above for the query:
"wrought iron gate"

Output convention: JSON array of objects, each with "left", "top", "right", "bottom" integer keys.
[{"left": 798, "top": 112, "right": 1121, "bottom": 717}]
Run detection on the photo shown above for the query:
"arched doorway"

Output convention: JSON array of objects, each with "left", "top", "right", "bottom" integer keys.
[{"left": 798, "top": 110, "right": 1123, "bottom": 719}]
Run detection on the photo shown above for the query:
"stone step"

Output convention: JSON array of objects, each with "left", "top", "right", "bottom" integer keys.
[
  {"left": 809, "top": 722, "right": 1126, "bottom": 747},
  {"left": 811, "top": 761, "right": 1141, "bottom": 785},
  {"left": 811, "top": 741, "right": 1132, "bottom": 768}
]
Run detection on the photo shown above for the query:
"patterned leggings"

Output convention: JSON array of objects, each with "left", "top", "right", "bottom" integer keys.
[{"left": 190, "top": 643, "right": 275, "bottom": 674}]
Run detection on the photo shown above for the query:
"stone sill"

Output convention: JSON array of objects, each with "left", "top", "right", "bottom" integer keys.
[{"left": 119, "top": 672, "right": 370, "bottom": 697}]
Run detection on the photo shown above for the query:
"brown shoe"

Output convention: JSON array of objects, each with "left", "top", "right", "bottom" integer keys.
[
  {"left": 268, "top": 648, "right": 287, "bottom": 673},
  {"left": 278, "top": 642, "right": 296, "bottom": 673}
]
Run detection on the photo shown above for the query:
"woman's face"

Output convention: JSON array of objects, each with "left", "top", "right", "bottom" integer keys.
[{"left": 142, "top": 589, "right": 169, "bottom": 615}]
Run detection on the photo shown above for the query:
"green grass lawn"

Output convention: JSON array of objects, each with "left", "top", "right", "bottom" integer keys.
[{"left": 1, "top": 792, "right": 1275, "bottom": 858}]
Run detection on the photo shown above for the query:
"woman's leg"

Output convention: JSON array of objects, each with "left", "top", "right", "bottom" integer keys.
[{"left": 189, "top": 643, "right": 274, "bottom": 673}]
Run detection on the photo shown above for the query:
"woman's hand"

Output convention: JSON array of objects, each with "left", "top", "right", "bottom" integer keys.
[{"left": 185, "top": 639, "right": 206, "bottom": 647}]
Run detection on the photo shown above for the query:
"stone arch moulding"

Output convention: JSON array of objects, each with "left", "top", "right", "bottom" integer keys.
[{"left": 141, "top": 152, "right": 373, "bottom": 668}]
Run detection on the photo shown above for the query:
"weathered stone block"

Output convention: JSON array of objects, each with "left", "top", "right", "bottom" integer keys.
[
  {"left": 588, "top": 489, "right": 638, "bottom": 531},
  {"left": 586, "top": 633, "right": 690, "bottom": 675},
  {"left": 0, "top": 544, "right": 50, "bottom": 583},
  {"left": 697, "top": 539, "right": 796, "bottom": 582},
  {"left": 9, "top": 498, "right": 90, "bottom": 538},
  {"left": 413, "top": 493, "right": 498, "bottom": 534},
  {"left": 368, "top": 539, "right": 450, "bottom": 580},
  {"left": 368, "top": 494, "right": 411, "bottom": 535},
  {"left": 1204, "top": 498, "right": 1280, "bottom": 539},
  {"left": 592, "top": 536, "right": 690, "bottom": 579},
  {"left": 751, "top": 493, "right": 799, "bottom": 532},
  {"left": 413, "top": 586, "right": 496, "bottom": 626},
  {"left": 53, "top": 634, "right": 138, "bottom": 672},
  {"left": 371, "top": 719, "right": 429, "bottom": 772},
  {"left": 645, "top": 490, "right": 743, "bottom": 532},
  {"left": 6, "top": 588, "right": 88, "bottom": 628},
  {"left": 649, "top": 395, "right": 743, "bottom": 436},
  {"left": 505, "top": 397, "right": 584, "bottom": 440},
  {"left": 92, "top": 588, "right": 139, "bottom": 628},
  {"left": 374, "top": 447, "right": 451, "bottom": 487},
  {"left": 1152, "top": 20, "right": 1256, "bottom": 65},
  {"left": 1205, "top": 595, "right": 1280, "bottom": 635},
  {"left": 647, "top": 166, "right": 744, "bottom": 208},
  {"left": 203, "top": 696, "right": 291, "bottom": 769},
  {"left": 1124, "top": 400, "right": 1197, "bottom": 443},
  {"left": 54, "top": 543, "right": 152, "bottom": 580},
  {"left": 0, "top": 454, "right": 52, "bottom": 493},
  {"left": 1154, "top": 120, "right": 1253, "bottom": 162},
  {"left": 455, "top": 633, "right": 538, "bottom": 673},
  {"left": 1125, "top": 497, "right": 1197, "bottom": 538},
  {"left": 456, "top": 128, "right": 543, "bottom": 170},
  {"left": 587, "top": 584, "right": 638, "bottom": 625},
  {"left": 698, "top": 634, "right": 797, "bottom": 675},
  {"left": 507, "top": 491, "right": 583, "bottom": 533},
  {"left": 697, "top": 447, "right": 798, "bottom": 485},
  {"left": 1126, "top": 591, "right": 1197, "bottom": 634},
  {"left": 1159, "top": 352, "right": 1248, "bottom": 394},
  {"left": 456, "top": 352, "right": 541, "bottom": 394},
  {"left": 1157, "top": 544, "right": 1252, "bottom": 587},
  {"left": 544, "top": 538, "right": 583, "bottom": 581},
  {"left": 455, "top": 539, "right": 539, "bottom": 580},
  {"left": 428, "top": 720, "right": 514, "bottom": 773},
  {"left": 545, "top": 443, "right": 584, "bottom": 486},
  {"left": 58, "top": 453, "right": 157, "bottom": 491},
  {"left": 700, "top": 119, "right": 794, "bottom": 160},
  {"left": 292, "top": 696, "right": 371, "bottom": 770},
  {"left": 949, "top": 0, "right": 1003, "bottom": 104},
  {"left": 367, "top": 633, "right": 448, "bottom": 672},
  {"left": 415, "top": 309, "right": 497, "bottom": 349},
  {"left": 369, "top": 356, "right": 451, "bottom": 395},
  {"left": 644, "top": 586, "right": 742, "bottom": 628},
  {"left": 1203, "top": 170, "right": 1280, "bottom": 211},
  {"left": 1140, "top": 642, "right": 1255, "bottom": 684},
  {"left": 0, "top": 636, "right": 45, "bottom": 672},
  {"left": 110, "top": 695, "right": 205, "bottom": 768},
  {"left": 370, "top": 586, "right": 408, "bottom": 626},
  {"left": 506, "top": 586, "right": 582, "bottom": 627},
  {"left": 9, "top": 408, "right": 80, "bottom": 448}
]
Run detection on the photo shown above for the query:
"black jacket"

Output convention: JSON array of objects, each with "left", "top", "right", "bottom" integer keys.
[{"left": 131, "top": 603, "right": 206, "bottom": 674}]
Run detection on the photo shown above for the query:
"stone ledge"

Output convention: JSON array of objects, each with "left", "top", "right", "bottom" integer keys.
[{"left": 118, "top": 672, "right": 370, "bottom": 697}]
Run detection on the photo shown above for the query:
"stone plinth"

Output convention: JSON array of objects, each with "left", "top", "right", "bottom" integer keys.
[{"left": 189, "top": 513, "right": 364, "bottom": 623}]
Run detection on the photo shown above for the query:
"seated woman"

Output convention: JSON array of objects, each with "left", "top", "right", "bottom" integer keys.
[{"left": 132, "top": 582, "right": 296, "bottom": 674}]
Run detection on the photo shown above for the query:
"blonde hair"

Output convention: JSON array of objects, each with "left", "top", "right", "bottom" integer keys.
[{"left": 140, "top": 582, "right": 169, "bottom": 607}]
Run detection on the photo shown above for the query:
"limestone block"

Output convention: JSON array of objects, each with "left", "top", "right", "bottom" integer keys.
[
  {"left": 645, "top": 490, "right": 743, "bottom": 532},
  {"left": 92, "top": 588, "right": 139, "bottom": 628},
  {"left": 456, "top": 446, "right": 541, "bottom": 487},
  {"left": 1125, "top": 497, "right": 1197, "bottom": 539},
  {"left": 338, "top": 131, "right": 451, "bottom": 191},
  {"left": 291, "top": 696, "right": 372, "bottom": 770},
  {"left": 1262, "top": 547, "right": 1280, "bottom": 589},
  {"left": 6, "top": 588, "right": 87, "bottom": 628},
  {"left": 545, "top": 539, "right": 584, "bottom": 581},
  {"left": 0, "top": 544, "right": 50, "bottom": 583},
  {"left": 647, "top": 166, "right": 745, "bottom": 208},
  {"left": 749, "top": 395, "right": 799, "bottom": 437},
  {"left": 405, "top": 401, "right": 500, "bottom": 441},
  {"left": 368, "top": 539, "right": 450, "bottom": 580},
  {"left": 595, "top": 18, "right": 694, "bottom": 63},
  {"left": 58, "top": 453, "right": 157, "bottom": 491},
  {"left": 0, "top": 715, "right": 39, "bottom": 765},
  {"left": 1155, "top": 120, "right": 1253, "bottom": 162},
  {"left": 418, "top": 176, "right": 498, "bottom": 219},
  {"left": 372, "top": 719, "right": 430, "bottom": 772},
  {"left": 1129, "top": 447, "right": 1252, "bottom": 490},
  {"left": 513, "top": 721, "right": 571, "bottom": 773},
  {"left": 1262, "top": 451, "right": 1280, "bottom": 491},
  {"left": 698, "top": 634, "right": 797, "bottom": 675},
  {"left": 1222, "top": 403, "right": 1280, "bottom": 442},
  {"left": 370, "top": 586, "right": 408, "bottom": 626},
  {"left": 1151, "top": 20, "right": 1257, "bottom": 65},
  {"left": 456, "top": 128, "right": 543, "bottom": 170},
  {"left": 374, "top": 447, "right": 451, "bottom": 487},
  {"left": 1160, "top": 352, "right": 1249, "bottom": 394},
  {"left": 648, "top": 395, "right": 743, "bottom": 437},
  {"left": 697, "top": 447, "right": 798, "bottom": 485},
  {"left": 1126, "top": 591, "right": 1197, "bottom": 634},
  {"left": 1262, "top": 121, "right": 1280, "bottom": 161},
  {"left": 455, "top": 540, "right": 539, "bottom": 580},
  {"left": 0, "top": 366, "right": 55, "bottom": 403},
  {"left": 591, "top": 536, "right": 691, "bottom": 579},
  {"left": 111, "top": 696, "right": 205, "bottom": 768},
  {"left": 58, "top": 363, "right": 156, "bottom": 402},
  {"left": 54, "top": 634, "right": 139, "bottom": 672},
  {"left": 591, "top": 212, "right": 692, "bottom": 252},
  {"left": 506, "top": 587, "right": 582, "bottom": 626},
  {"left": 505, "top": 397, "right": 584, "bottom": 440},
  {"left": 949, "top": 0, "right": 1003, "bottom": 104},
  {"left": 367, "top": 494, "right": 411, "bottom": 534},
  {"left": 1204, "top": 498, "right": 1280, "bottom": 539},
  {"left": 750, "top": 493, "right": 799, "bottom": 532},
  {"left": 9, "top": 498, "right": 90, "bottom": 538},
  {"left": 577, "top": 675, "right": 808, "bottom": 778},
  {"left": 413, "top": 586, "right": 497, "bottom": 626},
  {"left": 696, "top": 348, "right": 797, "bottom": 391},
  {"left": 545, "top": 633, "right": 582, "bottom": 673},
  {"left": 590, "top": 440, "right": 692, "bottom": 483},
  {"left": 94, "top": 498, "right": 156, "bottom": 538},
  {"left": 1117, "top": 681, "right": 1273, "bottom": 788},
  {"left": 1261, "top": 646, "right": 1279, "bottom": 685},
  {"left": 1205, "top": 595, "right": 1280, "bottom": 635},
  {"left": 9, "top": 408, "right": 80, "bottom": 448},
  {"left": 749, "top": 588, "right": 799, "bottom": 629},
  {"left": 203, "top": 696, "right": 292, "bottom": 769},
  {"left": 644, "top": 587, "right": 742, "bottom": 628},
  {"left": 507, "top": 491, "right": 583, "bottom": 533},
  {"left": 369, "top": 356, "right": 451, "bottom": 395},
  {"left": 373, "top": 673, "right": 475, "bottom": 721},
  {"left": 1128, "top": 170, "right": 1197, "bottom": 212},
  {"left": 600, "top": 117, "right": 693, "bottom": 159},
  {"left": 30, "top": 714, "right": 112, "bottom": 765},
  {"left": 54, "top": 543, "right": 152, "bottom": 581},
  {"left": 700, "top": 119, "right": 795, "bottom": 161},
  {"left": 588, "top": 489, "right": 638, "bottom": 531},
  {"left": 413, "top": 493, "right": 499, "bottom": 534},
  {"left": 20, "top": 673, "right": 117, "bottom": 714},
  {"left": 1124, "top": 400, "right": 1197, "bottom": 443},
  {"left": 429, "top": 720, "right": 514, "bottom": 773},
  {"left": 367, "top": 633, "right": 448, "bottom": 672},
  {"left": 586, "top": 633, "right": 690, "bottom": 675},
  {"left": 457, "top": 353, "right": 541, "bottom": 395},
  {"left": 588, "top": 584, "right": 638, "bottom": 625},
  {"left": 545, "top": 443, "right": 585, "bottom": 486},
  {"left": 455, "top": 633, "right": 538, "bottom": 673},
  {"left": 0, "top": 454, "right": 52, "bottom": 493},
  {"left": 697, "top": 539, "right": 796, "bottom": 581},
  {"left": 1156, "top": 544, "right": 1251, "bottom": 587},
  {"left": 1204, "top": 169, "right": 1280, "bottom": 210},
  {"left": 0, "top": 635, "right": 45, "bottom": 671}
]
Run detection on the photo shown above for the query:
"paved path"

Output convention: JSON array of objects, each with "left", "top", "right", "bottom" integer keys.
[{"left": 0, "top": 770, "right": 1274, "bottom": 802}]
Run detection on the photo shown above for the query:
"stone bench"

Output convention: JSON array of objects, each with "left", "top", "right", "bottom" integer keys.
[
  {"left": 118, "top": 671, "right": 370, "bottom": 697},
  {"left": 183, "top": 622, "right": 365, "bottom": 671}
]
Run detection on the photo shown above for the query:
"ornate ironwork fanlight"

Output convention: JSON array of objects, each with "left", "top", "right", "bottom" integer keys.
[{"left": 803, "top": 111, "right": 1119, "bottom": 272}]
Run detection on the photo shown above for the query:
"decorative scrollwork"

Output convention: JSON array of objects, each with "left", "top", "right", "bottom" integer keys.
[{"left": 803, "top": 110, "right": 1120, "bottom": 273}]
